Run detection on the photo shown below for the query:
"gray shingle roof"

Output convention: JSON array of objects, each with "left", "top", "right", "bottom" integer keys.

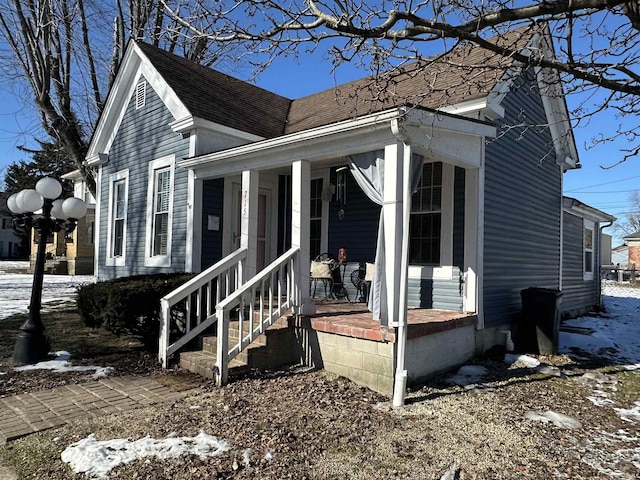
[
  {"left": 136, "top": 28, "right": 534, "bottom": 138},
  {"left": 136, "top": 42, "right": 292, "bottom": 138}
]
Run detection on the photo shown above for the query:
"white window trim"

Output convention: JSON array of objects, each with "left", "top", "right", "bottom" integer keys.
[
  {"left": 583, "top": 219, "right": 595, "bottom": 281},
  {"left": 145, "top": 155, "right": 175, "bottom": 267},
  {"left": 106, "top": 169, "right": 129, "bottom": 267}
]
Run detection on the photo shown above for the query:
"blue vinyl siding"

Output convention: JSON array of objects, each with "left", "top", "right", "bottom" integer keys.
[
  {"left": 482, "top": 69, "right": 562, "bottom": 328},
  {"left": 98, "top": 77, "right": 190, "bottom": 279},
  {"left": 453, "top": 167, "right": 466, "bottom": 270},
  {"left": 200, "top": 179, "right": 225, "bottom": 269},
  {"left": 561, "top": 211, "right": 599, "bottom": 317},
  {"left": 327, "top": 169, "right": 379, "bottom": 263}
]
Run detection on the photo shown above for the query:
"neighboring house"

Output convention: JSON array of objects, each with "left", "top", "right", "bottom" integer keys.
[
  {"left": 27, "top": 173, "right": 96, "bottom": 275},
  {"left": 561, "top": 198, "right": 615, "bottom": 318},
  {"left": 624, "top": 231, "right": 640, "bottom": 269},
  {"left": 85, "top": 27, "right": 613, "bottom": 399},
  {"left": 612, "top": 244, "right": 629, "bottom": 267},
  {"left": 600, "top": 233, "right": 612, "bottom": 266},
  {"left": 0, "top": 193, "right": 23, "bottom": 258}
]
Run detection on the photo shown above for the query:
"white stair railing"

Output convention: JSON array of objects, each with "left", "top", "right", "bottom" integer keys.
[
  {"left": 215, "top": 247, "right": 299, "bottom": 385},
  {"left": 158, "top": 248, "right": 247, "bottom": 368}
]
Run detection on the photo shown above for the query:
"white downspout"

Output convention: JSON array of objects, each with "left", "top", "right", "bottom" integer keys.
[{"left": 391, "top": 119, "right": 411, "bottom": 407}]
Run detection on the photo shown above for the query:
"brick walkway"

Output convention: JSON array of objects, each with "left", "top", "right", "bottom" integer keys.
[{"left": 0, "top": 376, "right": 199, "bottom": 444}]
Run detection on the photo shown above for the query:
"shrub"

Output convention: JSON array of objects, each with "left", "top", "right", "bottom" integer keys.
[{"left": 76, "top": 272, "right": 195, "bottom": 351}]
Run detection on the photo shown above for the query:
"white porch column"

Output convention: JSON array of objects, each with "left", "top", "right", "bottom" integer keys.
[
  {"left": 241, "top": 169, "right": 259, "bottom": 281},
  {"left": 291, "top": 160, "right": 315, "bottom": 315},
  {"left": 463, "top": 166, "right": 484, "bottom": 327},
  {"left": 384, "top": 141, "right": 412, "bottom": 407},
  {"left": 383, "top": 142, "right": 412, "bottom": 326}
]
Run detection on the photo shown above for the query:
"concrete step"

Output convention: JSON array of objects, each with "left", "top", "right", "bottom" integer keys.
[{"left": 178, "top": 316, "right": 295, "bottom": 380}]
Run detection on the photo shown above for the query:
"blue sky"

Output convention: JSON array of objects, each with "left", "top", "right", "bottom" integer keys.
[{"left": 0, "top": 45, "right": 637, "bottom": 246}]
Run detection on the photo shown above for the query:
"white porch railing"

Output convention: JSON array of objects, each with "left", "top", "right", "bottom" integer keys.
[
  {"left": 158, "top": 247, "right": 247, "bottom": 368},
  {"left": 215, "top": 247, "right": 299, "bottom": 385},
  {"left": 158, "top": 247, "right": 300, "bottom": 383}
]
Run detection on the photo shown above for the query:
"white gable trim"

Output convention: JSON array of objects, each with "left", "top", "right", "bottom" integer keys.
[
  {"left": 440, "top": 28, "right": 580, "bottom": 171},
  {"left": 85, "top": 42, "right": 190, "bottom": 164}
]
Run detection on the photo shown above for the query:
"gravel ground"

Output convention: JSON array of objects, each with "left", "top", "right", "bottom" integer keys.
[
  {"left": 1, "top": 281, "right": 639, "bottom": 478},
  {"left": 2, "top": 353, "right": 639, "bottom": 479}
]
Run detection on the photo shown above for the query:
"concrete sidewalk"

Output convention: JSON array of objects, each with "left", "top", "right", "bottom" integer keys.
[{"left": 0, "top": 376, "right": 200, "bottom": 444}]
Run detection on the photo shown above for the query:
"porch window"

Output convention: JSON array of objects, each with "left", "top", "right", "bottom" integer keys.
[
  {"left": 145, "top": 156, "right": 174, "bottom": 267},
  {"left": 106, "top": 170, "right": 128, "bottom": 266},
  {"left": 410, "top": 162, "right": 442, "bottom": 265},
  {"left": 310, "top": 178, "right": 323, "bottom": 259},
  {"left": 584, "top": 220, "right": 594, "bottom": 280}
]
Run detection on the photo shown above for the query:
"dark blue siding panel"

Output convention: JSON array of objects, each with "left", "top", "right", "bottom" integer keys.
[
  {"left": 98, "top": 76, "right": 191, "bottom": 280},
  {"left": 327, "top": 170, "right": 379, "bottom": 263},
  {"left": 482, "top": 70, "right": 562, "bottom": 328},
  {"left": 201, "top": 179, "right": 224, "bottom": 269},
  {"left": 453, "top": 167, "right": 465, "bottom": 269},
  {"left": 277, "top": 175, "right": 292, "bottom": 254},
  {"left": 561, "top": 212, "right": 599, "bottom": 316}
]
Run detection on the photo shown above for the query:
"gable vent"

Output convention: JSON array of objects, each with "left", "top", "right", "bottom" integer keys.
[{"left": 135, "top": 81, "right": 146, "bottom": 109}]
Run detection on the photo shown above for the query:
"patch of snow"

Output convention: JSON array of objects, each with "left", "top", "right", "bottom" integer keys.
[
  {"left": 615, "top": 401, "right": 640, "bottom": 423},
  {"left": 0, "top": 371, "right": 6, "bottom": 375},
  {"left": 61, "top": 430, "right": 229, "bottom": 479},
  {"left": 264, "top": 451, "right": 274, "bottom": 462},
  {"left": 524, "top": 410, "right": 582, "bottom": 429},
  {"left": 560, "top": 286, "right": 640, "bottom": 366},
  {"left": 0, "top": 272, "right": 94, "bottom": 321},
  {"left": 92, "top": 367, "right": 115, "bottom": 380},
  {"left": 14, "top": 351, "right": 111, "bottom": 377},
  {"left": 504, "top": 353, "right": 540, "bottom": 368},
  {"left": 446, "top": 365, "right": 488, "bottom": 386},
  {"left": 242, "top": 448, "right": 252, "bottom": 467},
  {"left": 576, "top": 429, "right": 640, "bottom": 479},
  {"left": 587, "top": 390, "right": 616, "bottom": 407},
  {"left": 439, "top": 463, "right": 458, "bottom": 480},
  {"left": 0, "top": 260, "right": 29, "bottom": 273},
  {"left": 535, "top": 364, "right": 565, "bottom": 377}
]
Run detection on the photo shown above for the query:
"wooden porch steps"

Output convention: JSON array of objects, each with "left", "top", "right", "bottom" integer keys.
[{"left": 179, "top": 316, "right": 295, "bottom": 380}]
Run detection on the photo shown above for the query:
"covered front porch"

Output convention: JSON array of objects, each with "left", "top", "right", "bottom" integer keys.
[{"left": 162, "top": 106, "right": 495, "bottom": 405}]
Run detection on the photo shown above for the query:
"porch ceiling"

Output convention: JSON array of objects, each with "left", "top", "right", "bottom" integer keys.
[{"left": 179, "top": 106, "right": 495, "bottom": 179}]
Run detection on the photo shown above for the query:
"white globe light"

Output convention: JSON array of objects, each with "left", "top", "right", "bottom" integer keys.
[
  {"left": 17, "top": 189, "right": 44, "bottom": 213},
  {"left": 35, "top": 177, "right": 62, "bottom": 199},
  {"left": 7, "top": 193, "right": 23, "bottom": 214},
  {"left": 51, "top": 199, "right": 67, "bottom": 220},
  {"left": 61, "top": 197, "right": 87, "bottom": 220}
]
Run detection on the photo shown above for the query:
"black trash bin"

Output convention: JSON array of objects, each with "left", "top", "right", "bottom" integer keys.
[{"left": 518, "top": 287, "right": 563, "bottom": 355}]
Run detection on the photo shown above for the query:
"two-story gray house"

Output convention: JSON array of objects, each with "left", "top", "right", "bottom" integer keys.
[{"left": 85, "top": 27, "right": 613, "bottom": 403}]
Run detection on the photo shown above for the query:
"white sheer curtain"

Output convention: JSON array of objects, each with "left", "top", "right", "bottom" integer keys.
[{"left": 348, "top": 150, "right": 424, "bottom": 325}]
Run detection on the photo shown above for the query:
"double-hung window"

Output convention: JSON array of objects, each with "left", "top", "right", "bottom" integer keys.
[
  {"left": 309, "top": 178, "right": 323, "bottom": 260},
  {"left": 145, "top": 156, "right": 174, "bottom": 267},
  {"left": 409, "top": 162, "right": 443, "bottom": 265},
  {"left": 107, "top": 170, "right": 128, "bottom": 266},
  {"left": 584, "top": 220, "right": 595, "bottom": 280}
]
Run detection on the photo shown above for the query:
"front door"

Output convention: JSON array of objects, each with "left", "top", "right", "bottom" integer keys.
[{"left": 231, "top": 183, "right": 271, "bottom": 271}]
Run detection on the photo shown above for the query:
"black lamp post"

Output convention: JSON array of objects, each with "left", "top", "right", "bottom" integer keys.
[{"left": 7, "top": 177, "right": 87, "bottom": 365}]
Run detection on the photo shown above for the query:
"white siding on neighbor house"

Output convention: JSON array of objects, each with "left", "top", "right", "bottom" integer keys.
[
  {"left": 98, "top": 76, "right": 190, "bottom": 279},
  {"left": 482, "top": 70, "right": 563, "bottom": 329}
]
